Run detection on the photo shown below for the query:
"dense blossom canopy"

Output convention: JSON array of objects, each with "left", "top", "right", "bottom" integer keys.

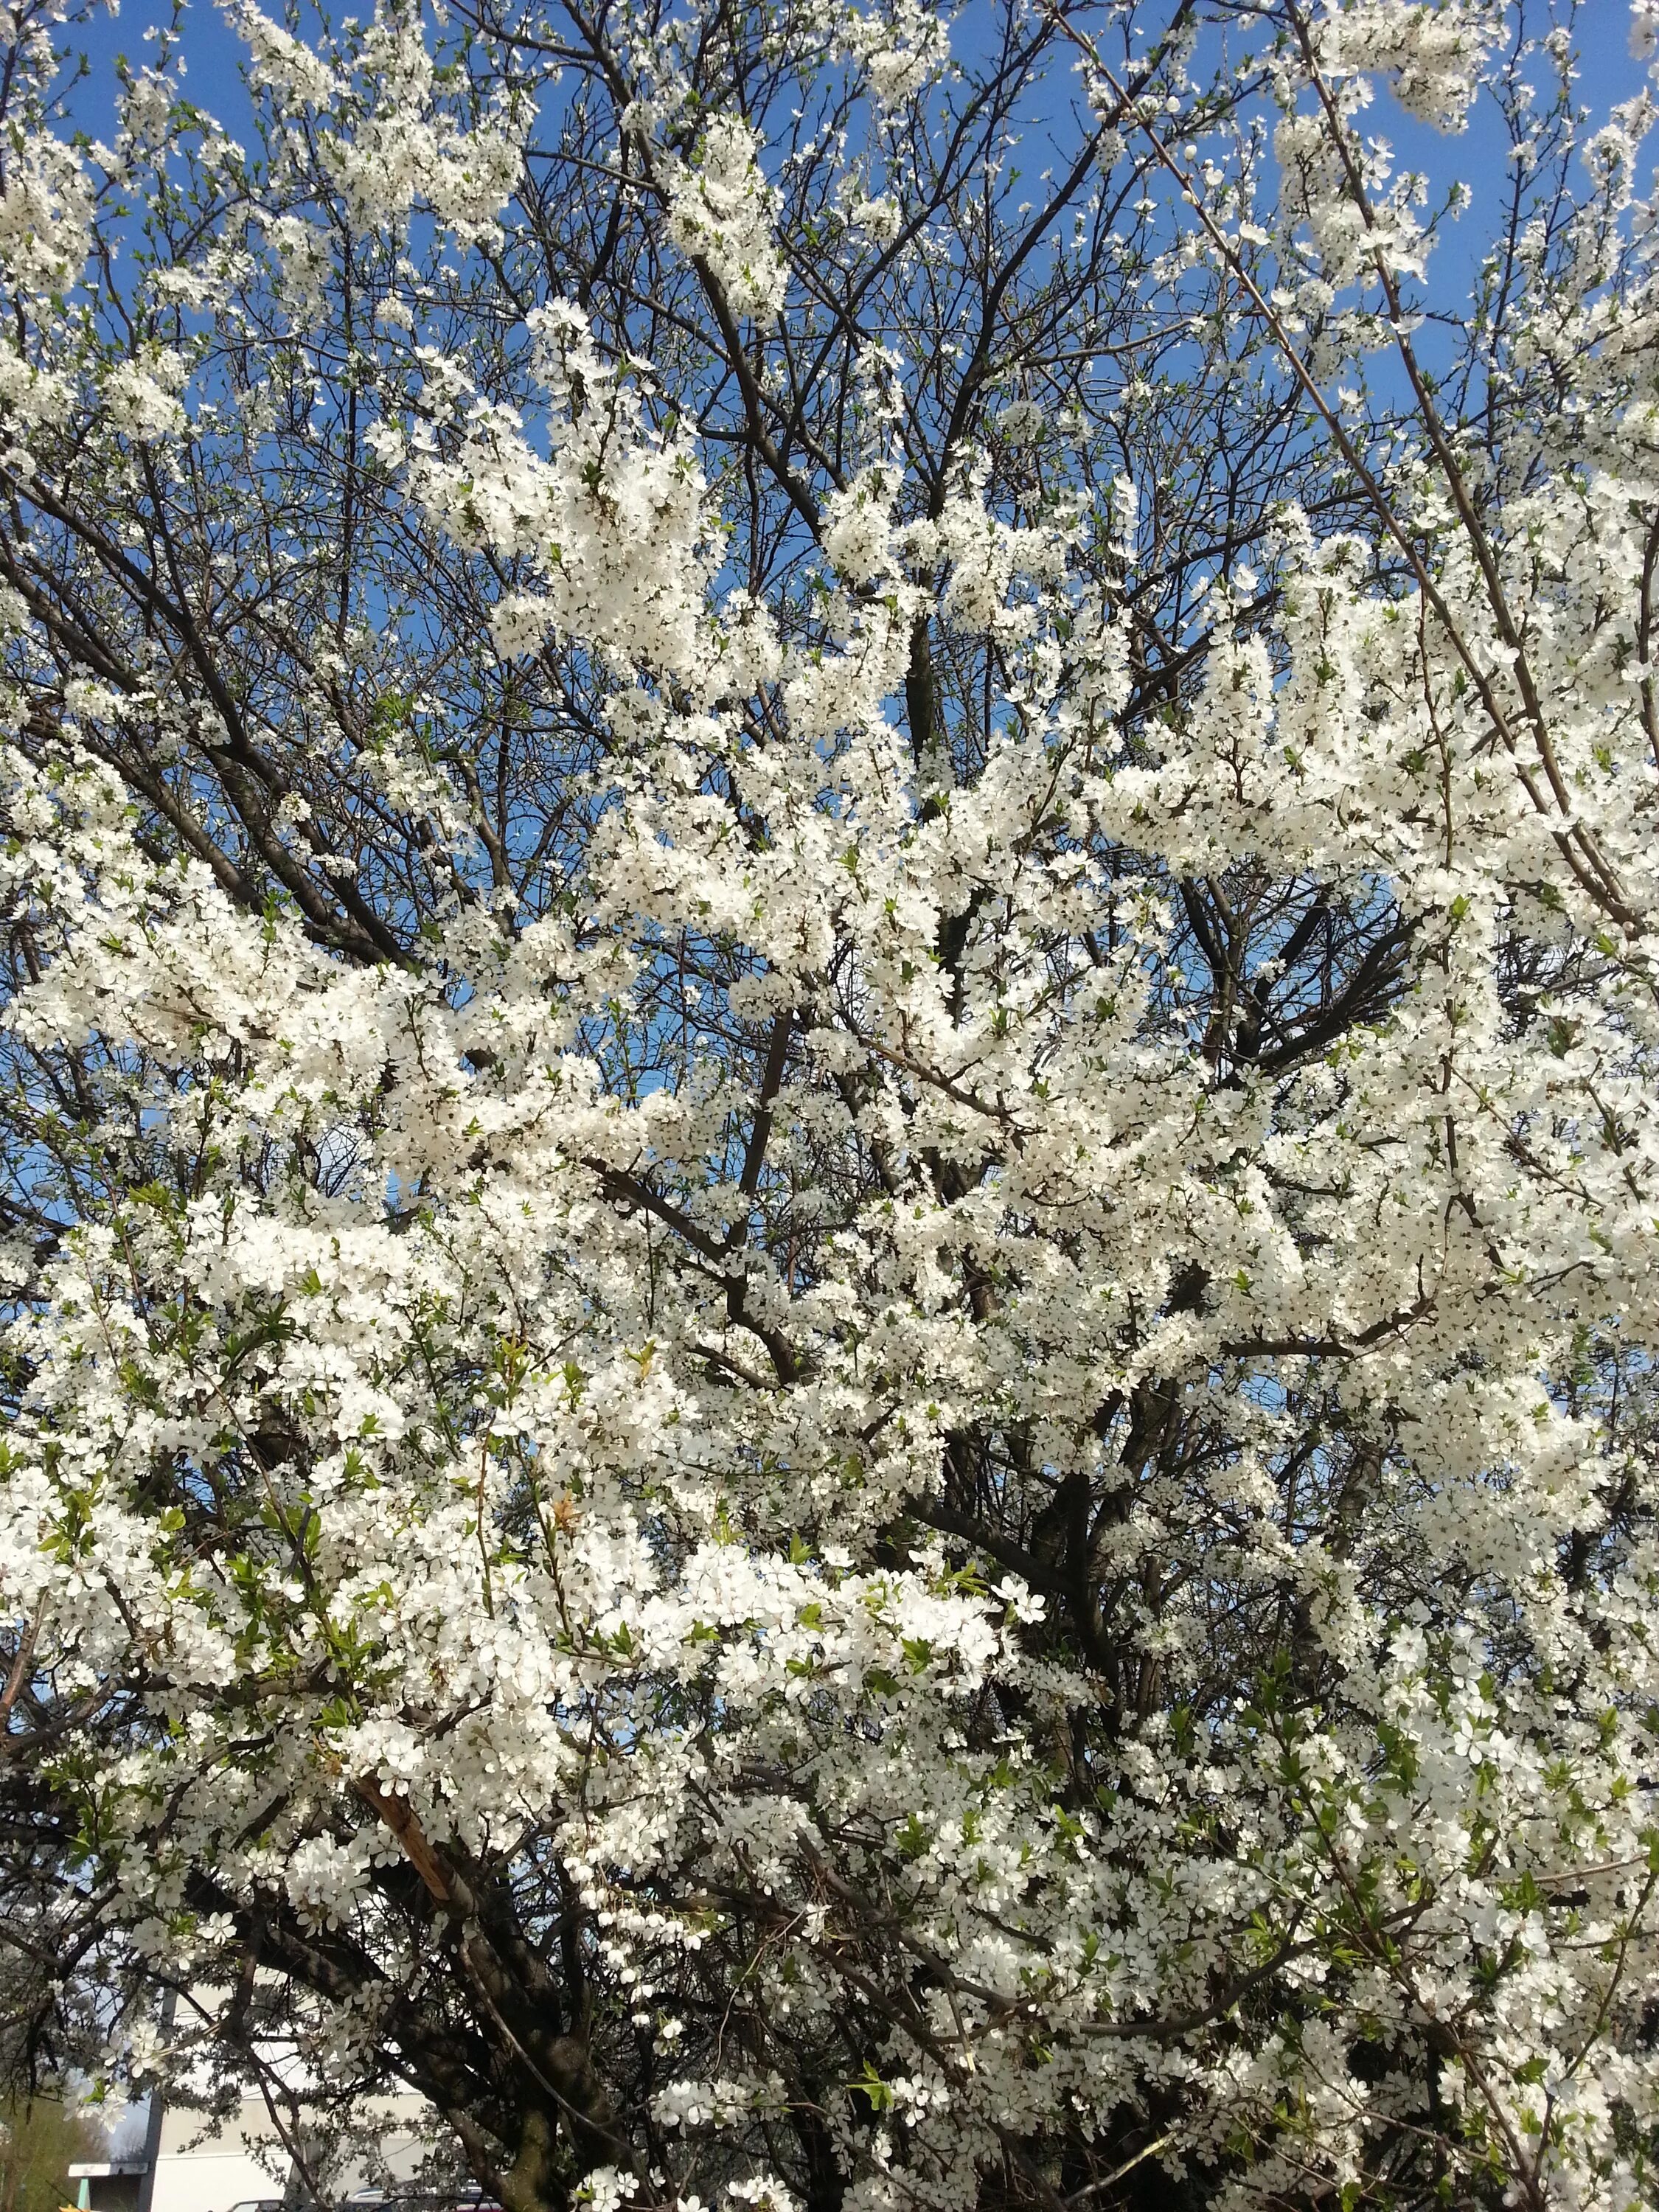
[{"left": 1, "top": 1, "right": 1658, "bottom": 2209}]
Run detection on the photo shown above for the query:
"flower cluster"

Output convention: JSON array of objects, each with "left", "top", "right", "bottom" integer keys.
[{"left": 0, "top": 2, "right": 1657, "bottom": 2209}]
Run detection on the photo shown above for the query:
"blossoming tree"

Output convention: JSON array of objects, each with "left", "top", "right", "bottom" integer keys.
[{"left": 1, "top": 0, "right": 1658, "bottom": 2205}]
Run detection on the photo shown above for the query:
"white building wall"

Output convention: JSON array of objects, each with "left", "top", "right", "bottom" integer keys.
[
  {"left": 147, "top": 2095, "right": 440, "bottom": 2212},
  {"left": 150, "top": 2102, "right": 285, "bottom": 2212}
]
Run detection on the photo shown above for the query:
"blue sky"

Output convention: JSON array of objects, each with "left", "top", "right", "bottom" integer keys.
[
  {"left": 65, "top": 0, "right": 1644, "bottom": 148},
  {"left": 52, "top": 0, "right": 1651, "bottom": 457}
]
